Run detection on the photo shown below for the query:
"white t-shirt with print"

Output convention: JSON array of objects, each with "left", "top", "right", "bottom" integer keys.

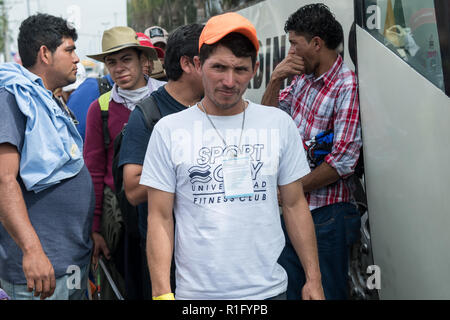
[{"left": 140, "top": 101, "right": 310, "bottom": 300}]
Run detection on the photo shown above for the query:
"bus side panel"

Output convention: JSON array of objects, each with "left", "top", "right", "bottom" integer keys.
[{"left": 357, "top": 25, "right": 450, "bottom": 299}]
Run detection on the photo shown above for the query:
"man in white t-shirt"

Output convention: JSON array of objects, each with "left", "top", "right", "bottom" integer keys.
[{"left": 140, "top": 13, "right": 324, "bottom": 300}]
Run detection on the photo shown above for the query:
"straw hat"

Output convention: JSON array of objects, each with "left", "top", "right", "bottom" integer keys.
[
  {"left": 150, "top": 59, "right": 166, "bottom": 80},
  {"left": 88, "top": 26, "right": 158, "bottom": 62}
]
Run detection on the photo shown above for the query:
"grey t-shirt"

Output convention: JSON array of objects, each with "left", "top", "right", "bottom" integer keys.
[{"left": 0, "top": 88, "right": 95, "bottom": 284}]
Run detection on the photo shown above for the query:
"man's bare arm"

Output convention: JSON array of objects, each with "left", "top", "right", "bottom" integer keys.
[
  {"left": 123, "top": 164, "right": 148, "bottom": 206},
  {"left": 0, "top": 143, "right": 56, "bottom": 300},
  {"left": 261, "top": 77, "right": 285, "bottom": 107},
  {"left": 300, "top": 162, "right": 340, "bottom": 193},
  {"left": 279, "top": 179, "right": 324, "bottom": 300},
  {"left": 146, "top": 187, "right": 175, "bottom": 297}
]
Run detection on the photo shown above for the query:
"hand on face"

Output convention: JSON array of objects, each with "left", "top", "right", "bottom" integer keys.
[{"left": 272, "top": 52, "right": 305, "bottom": 81}]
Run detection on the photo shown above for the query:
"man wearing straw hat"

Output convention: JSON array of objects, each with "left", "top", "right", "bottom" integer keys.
[{"left": 84, "top": 26, "right": 165, "bottom": 299}]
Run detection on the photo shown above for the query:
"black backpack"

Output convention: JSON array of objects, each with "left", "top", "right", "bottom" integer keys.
[
  {"left": 97, "top": 77, "right": 113, "bottom": 96},
  {"left": 109, "top": 96, "right": 162, "bottom": 236}
]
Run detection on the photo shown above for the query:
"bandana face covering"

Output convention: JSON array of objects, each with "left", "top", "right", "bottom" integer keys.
[{"left": 116, "top": 85, "right": 150, "bottom": 111}]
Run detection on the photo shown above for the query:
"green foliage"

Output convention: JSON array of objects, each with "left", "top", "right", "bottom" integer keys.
[
  {"left": 127, "top": 0, "right": 257, "bottom": 34},
  {"left": 127, "top": 0, "right": 184, "bottom": 33},
  {"left": 0, "top": 0, "right": 5, "bottom": 54},
  {"left": 221, "top": 0, "right": 243, "bottom": 10}
]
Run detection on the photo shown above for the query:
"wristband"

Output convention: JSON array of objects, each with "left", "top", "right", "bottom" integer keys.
[{"left": 152, "top": 293, "right": 175, "bottom": 300}]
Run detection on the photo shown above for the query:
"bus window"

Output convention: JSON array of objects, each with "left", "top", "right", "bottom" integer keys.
[{"left": 363, "top": 0, "right": 445, "bottom": 91}]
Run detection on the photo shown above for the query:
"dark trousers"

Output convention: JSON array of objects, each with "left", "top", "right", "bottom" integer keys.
[
  {"left": 123, "top": 231, "right": 145, "bottom": 299},
  {"left": 278, "top": 202, "right": 361, "bottom": 300},
  {"left": 139, "top": 235, "right": 177, "bottom": 300}
]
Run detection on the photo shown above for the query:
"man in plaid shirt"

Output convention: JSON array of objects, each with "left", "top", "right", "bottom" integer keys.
[{"left": 262, "top": 4, "right": 362, "bottom": 300}]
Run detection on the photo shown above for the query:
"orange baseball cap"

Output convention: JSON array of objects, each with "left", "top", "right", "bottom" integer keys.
[{"left": 199, "top": 12, "right": 259, "bottom": 52}]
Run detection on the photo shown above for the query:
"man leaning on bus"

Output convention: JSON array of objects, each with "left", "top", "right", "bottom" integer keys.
[{"left": 262, "top": 3, "right": 363, "bottom": 300}]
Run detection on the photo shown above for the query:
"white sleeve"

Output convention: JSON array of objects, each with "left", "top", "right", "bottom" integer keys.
[
  {"left": 140, "top": 123, "right": 176, "bottom": 193},
  {"left": 277, "top": 114, "right": 311, "bottom": 186}
]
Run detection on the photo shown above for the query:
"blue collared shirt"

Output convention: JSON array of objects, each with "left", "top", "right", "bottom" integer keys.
[{"left": 0, "top": 63, "right": 84, "bottom": 193}]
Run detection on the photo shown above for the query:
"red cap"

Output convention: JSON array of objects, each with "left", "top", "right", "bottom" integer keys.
[
  {"left": 137, "top": 32, "right": 164, "bottom": 59},
  {"left": 199, "top": 12, "right": 259, "bottom": 52}
]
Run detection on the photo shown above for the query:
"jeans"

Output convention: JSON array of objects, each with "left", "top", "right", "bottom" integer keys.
[
  {"left": 278, "top": 202, "right": 361, "bottom": 300},
  {"left": 0, "top": 264, "right": 89, "bottom": 300}
]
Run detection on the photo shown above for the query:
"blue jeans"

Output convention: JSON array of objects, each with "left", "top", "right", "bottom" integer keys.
[
  {"left": 278, "top": 202, "right": 361, "bottom": 300},
  {"left": 0, "top": 264, "right": 89, "bottom": 300}
]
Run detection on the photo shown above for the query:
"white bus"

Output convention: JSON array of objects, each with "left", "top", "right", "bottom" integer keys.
[{"left": 236, "top": 0, "right": 450, "bottom": 300}]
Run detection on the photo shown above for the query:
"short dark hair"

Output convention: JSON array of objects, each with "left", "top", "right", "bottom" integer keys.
[
  {"left": 285, "top": 3, "right": 343, "bottom": 50},
  {"left": 199, "top": 32, "right": 257, "bottom": 68},
  {"left": 18, "top": 13, "right": 78, "bottom": 68},
  {"left": 164, "top": 23, "right": 204, "bottom": 81}
]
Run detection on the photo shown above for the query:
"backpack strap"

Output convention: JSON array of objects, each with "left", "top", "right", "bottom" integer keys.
[
  {"left": 135, "top": 95, "right": 161, "bottom": 130},
  {"left": 98, "top": 91, "right": 112, "bottom": 151},
  {"left": 97, "top": 77, "right": 113, "bottom": 96}
]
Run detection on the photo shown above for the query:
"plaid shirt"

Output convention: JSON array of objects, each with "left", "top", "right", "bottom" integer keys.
[{"left": 279, "top": 55, "right": 362, "bottom": 210}]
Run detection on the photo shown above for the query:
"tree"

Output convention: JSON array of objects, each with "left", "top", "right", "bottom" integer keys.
[
  {"left": 0, "top": 0, "right": 5, "bottom": 56},
  {"left": 127, "top": 0, "right": 184, "bottom": 33},
  {"left": 1, "top": 0, "right": 14, "bottom": 62},
  {"left": 127, "top": 0, "right": 259, "bottom": 33},
  {"left": 221, "top": 0, "right": 241, "bottom": 11},
  {"left": 129, "top": 0, "right": 218, "bottom": 32}
]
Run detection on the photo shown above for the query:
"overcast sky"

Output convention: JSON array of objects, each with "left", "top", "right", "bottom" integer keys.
[{"left": 5, "top": 0, "right": 128, "bottom": 61}]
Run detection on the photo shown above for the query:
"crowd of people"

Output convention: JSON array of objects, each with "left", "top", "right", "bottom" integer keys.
[{"left": 0, "top": 3, "right": 362, "bottom": 301}]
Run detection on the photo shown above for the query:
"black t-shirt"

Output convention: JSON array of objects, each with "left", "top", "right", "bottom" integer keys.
[{"left": 118, "top": 85, "right": 188, "bottom": 238}]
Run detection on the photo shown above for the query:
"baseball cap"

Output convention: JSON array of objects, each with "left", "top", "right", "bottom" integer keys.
[
  {"left": 144, "top": 26, "right": 169, "bottom": 46},
  {"left": 199, "top": 12, "right": 259, "bottom": 52},
  {"left": 137, "top": 32, "right": 165, "bottom": 59}
]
